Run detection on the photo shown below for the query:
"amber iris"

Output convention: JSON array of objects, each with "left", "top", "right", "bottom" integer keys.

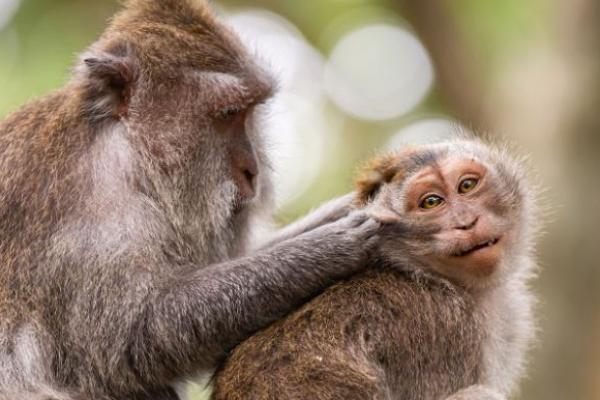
[
  {"left": 458, "top": 178, "right": 479, "bottom": 194},
  {"left": 420, "top": 195, "right": 444, "bottom": 210}
]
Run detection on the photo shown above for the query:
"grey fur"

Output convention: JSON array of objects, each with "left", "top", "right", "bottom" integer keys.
[{"left": 0, "top": 1, "right": 384, "bottom": 399}]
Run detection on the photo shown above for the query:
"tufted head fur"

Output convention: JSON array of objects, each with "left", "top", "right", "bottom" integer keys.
[{"left": 354, "top": 138, "right": 540, "bottom": 290}]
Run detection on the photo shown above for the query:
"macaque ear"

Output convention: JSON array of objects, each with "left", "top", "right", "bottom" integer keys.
[
  {"left": 79, "top": 43, "right": 138, "bottom": 121},
  {"left": 355, "top": 154, "right": 403, "bottom": 207}
]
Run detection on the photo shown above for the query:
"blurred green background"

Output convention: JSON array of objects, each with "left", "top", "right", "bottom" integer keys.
[{"left": 1, "top": 0, "right": 599, "bottom": 399}]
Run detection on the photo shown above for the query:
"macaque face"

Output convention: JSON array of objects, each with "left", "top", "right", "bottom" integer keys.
[
  {"left": 131, "top": 69, "right": 273, "bottom": 203},
  {"left": 401, "top": 156, "right": 511, "bottom": 279},
  {"left": 111, "top": 12, "right": 276, "bottom": 257},
  {"left": 128, "top": 70, "right": 274, "bottom": 261},
  {"left": 369, "top": 143, "right": 524, "bottom": 286},
  {"left": 208, "top": 80, "right": 273, "bottom": 210}
]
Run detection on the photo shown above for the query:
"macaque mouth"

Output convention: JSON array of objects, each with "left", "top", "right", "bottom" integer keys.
[{"left": 452, "top": 237, "right": 500, "bottom": 257}]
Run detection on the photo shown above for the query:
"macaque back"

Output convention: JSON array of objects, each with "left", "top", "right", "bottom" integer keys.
[{"left": 213, "top": 267, "right": 483, "bottom": 400}]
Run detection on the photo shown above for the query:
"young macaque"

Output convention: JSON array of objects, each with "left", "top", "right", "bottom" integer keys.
[{"left": 212, "top": 138, "right": 540, "bottom": 400}]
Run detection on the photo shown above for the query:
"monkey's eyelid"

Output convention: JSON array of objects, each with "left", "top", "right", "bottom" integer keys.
[
  {"left": 212, "top": 92, "right": 271, "bottom": 119},
  {"left": 194, "top": 70, "right": 274, "bottom": 113},
  {"left": 215, "top": 105, "right": 244, "bottom": 121}
]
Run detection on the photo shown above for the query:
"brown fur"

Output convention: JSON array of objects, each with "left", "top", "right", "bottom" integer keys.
[
  {"left": 213, "top": 140, "right": 538, "bottom": 400},
  {"left": 212, "top": 268, "right": 482, "bottom": 400},
  {"left": 354, "top": 152, "right": 406, "bottom": 207}
]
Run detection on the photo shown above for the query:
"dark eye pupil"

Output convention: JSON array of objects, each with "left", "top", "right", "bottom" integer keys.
[
  {"left": 420, "top": 195, "right": 443, "bottom": 209},
  {"left": 219, "top": 107, "right": 240, "bottom": 120},
  {"left": 460, "top": 178, "right": 478, "bottom": 193}
]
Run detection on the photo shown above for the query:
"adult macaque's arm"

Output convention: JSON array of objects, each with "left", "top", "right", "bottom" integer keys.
[{"left": 262, "top": 193, "right": 356, "bottom": 249}]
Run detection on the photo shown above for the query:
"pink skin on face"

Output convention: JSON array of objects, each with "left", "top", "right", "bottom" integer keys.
[{"left": 403, "top": 158, "right": 506, "bottom": 280}]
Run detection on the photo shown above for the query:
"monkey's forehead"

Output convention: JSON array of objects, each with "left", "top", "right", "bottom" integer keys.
[
  {"left": 399, "top": 141, "right": 494, "bottom": 174},
  {"left": 401, "top": 140, "right": 528, "bottom": 200},
  {"left": 353, "top": 138, "right": 526, "bottom": 206}
]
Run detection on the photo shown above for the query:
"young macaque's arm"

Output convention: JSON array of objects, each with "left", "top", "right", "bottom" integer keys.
[{"left": 261, "top": 193, "right": 356, "bottom": 249}]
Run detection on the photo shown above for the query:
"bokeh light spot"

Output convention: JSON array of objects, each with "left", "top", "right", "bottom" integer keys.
[
  {"left": 324, "top": 24, "right": 434, "bottom": 121},
  {"left": 228, "top": 10, "right": 336, "bottom": 206},
  {"left": 0, "top": 0, "right": 21, "bottom": 31},
  {"left": 387, "top": 118, "right": 461, "bottom": 149}
]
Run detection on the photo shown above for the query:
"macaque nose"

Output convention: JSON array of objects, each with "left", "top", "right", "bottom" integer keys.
[
  {"left": 454, "top": 216, "right": 479, "bottom": 231},
  {"left": 232, "top": 150, "right": 259, "bottom": 201}
]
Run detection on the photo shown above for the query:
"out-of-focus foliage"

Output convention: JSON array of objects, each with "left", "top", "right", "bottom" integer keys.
[{"left": 1, "top": 1, "right": 599, "bottom": 399}]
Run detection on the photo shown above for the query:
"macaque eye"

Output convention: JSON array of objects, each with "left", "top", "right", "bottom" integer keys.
[
  {"left": 420, "top": 195, "right": 444, "bottom": 210},
  {"left": 458, "top": 178, "right": 479, "bottom": 194},
  {"left": 217, "top": 106, "right": 243, "bottom": 122}
]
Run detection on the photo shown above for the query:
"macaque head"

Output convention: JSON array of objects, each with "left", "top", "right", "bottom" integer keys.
[
  {"left": 74, "top": 0, "right": 276, "bottom": 258},
  {"left": 356, "top": 139, "right": 535, "bottom": 288}
]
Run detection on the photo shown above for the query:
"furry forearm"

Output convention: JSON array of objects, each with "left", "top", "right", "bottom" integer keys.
[
  {"left": 128, "top": 214, "right": 376, "bottom": 386},
  {"left": 262, "top": 193, "right": 356, "bottom": 249}
]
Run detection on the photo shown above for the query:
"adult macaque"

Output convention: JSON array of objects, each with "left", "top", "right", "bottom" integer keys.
[
  {"left": 213, "top": 139, "right": 540, "bottom": 400},
  {"left": 0, "top": 1, "right": 384, "bottom": 399}
]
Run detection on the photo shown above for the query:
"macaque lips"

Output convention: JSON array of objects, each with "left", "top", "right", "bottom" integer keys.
[{"left": 452, "top": 237, "right": 501, "bottom": 257}]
